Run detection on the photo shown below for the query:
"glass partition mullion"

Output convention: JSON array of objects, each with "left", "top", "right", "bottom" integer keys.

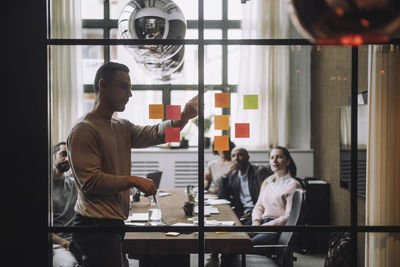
[
  {"left": 198, "top": 0, "right": 205, "bottom": 266},
  {"left": 350, "top": 46, "right": 359, "bottom": 267}
]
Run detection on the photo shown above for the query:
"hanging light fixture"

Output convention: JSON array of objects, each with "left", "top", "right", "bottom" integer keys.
[
  {"left": 242, "top": 0, "right": 400, "bottom": 45},
  {"left": 288, "top": 0, "right": 400, "bottom": 44},
  {"left": 118, "top": 0, "right": 186, "bottom": 79}
]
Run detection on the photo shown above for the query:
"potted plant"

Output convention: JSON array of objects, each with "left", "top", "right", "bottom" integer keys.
[{"left": 179, "top": 136, "right": 189, "bottom": 148}]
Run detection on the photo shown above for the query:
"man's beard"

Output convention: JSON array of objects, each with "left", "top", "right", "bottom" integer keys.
[{"left": 56, "top": 161, "right": 70, "bottom": 173}]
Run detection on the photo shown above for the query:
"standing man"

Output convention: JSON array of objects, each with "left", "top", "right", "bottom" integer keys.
[
  {"left": 51, "top": 141, "right": 80, "bottom": 267},
  {"left": 67, "top": 62, "right": 198, "bottom": 267}
]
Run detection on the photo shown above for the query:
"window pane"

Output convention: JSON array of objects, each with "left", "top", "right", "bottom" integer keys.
[
  {"left": 117, "top": 91, "right": 163, "bottom": 126},
  {"left": 228, "top": 45, "right": 240, "bottom": 84},
  {"left": 205, "top": 46, "right": 222, "bottom": 84},
  {"left": 171, "top": 90, "right": 222, "bottom": 147},
  {"left": 111, "top": 1, "right": 194, "bottom": 20},
  {"left": 110, "top": 42, "right": 197, "bottom": 85},
  {"left": 82, "top": 46, "right": 103, "bottom": 85},
  {"left": 171, "top": 90, "right": 197, "bottom": 146},
  {"left": 228, "top": 0, "right": 243, "bottom": 20},
  {"left": 81, "top": 0, "right": 103, "bottom": 19},
  {"left": 228, "top": 29, "right": 241, "bottom": 39},
  {"left": 229, "top": 91, "right": 238, "bottom": 140},
  {"left": 186, "top": 29, "right": 198, "bottom": 40},
  {"left": 205, "top": 29, "right": 222, "bottom": 40},
  {"left": 82, "top": 28, "right": 104, "bottom": 39},
  {"left": 83, "top": 93, "right": 96, "bottom": 115},
  {"left": 174, "top": 0, "right": 198, "bottom": 20},
  {"left": 204, "top": 90, "right": 223, "bottom": 141},
  {"left": 204, "top": 0, "right": 221, "bottom": 20},
  {"left": 110, "top": 0, "right": 126, "bottom": 20}
]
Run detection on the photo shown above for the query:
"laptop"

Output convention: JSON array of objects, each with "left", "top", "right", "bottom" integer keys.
[{"left": 146, "top": 171, "right": 162, "bottom": 189}]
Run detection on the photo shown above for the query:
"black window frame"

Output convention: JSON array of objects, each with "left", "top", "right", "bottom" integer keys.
[
  {"left": 46, "top": 1, "right": 400, "bottom": 267},
  {"left": 82, "top": 0, "right": 240, "bottom": 136}
]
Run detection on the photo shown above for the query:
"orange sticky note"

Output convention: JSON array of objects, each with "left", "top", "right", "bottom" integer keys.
[
  {"left": 149, "top": 104, "right": 164, "bottom": 119},
  {"left": 165, "top": 127, "right": 180, "bottom": 142},
  {"left": 166, "top": 105, "right": 181, "bottom": 120},
  {"left": 215, "top": 93, "right": 230, "bottom": 108},
  {"left": 214, "top": 136, "right": 229, "bottom": 151},
  {"left": 235, "top": 123, "right": 250, "bottom": 138},
  {"left": 214, "top": 115, "right": 230, "bottom": 130}
]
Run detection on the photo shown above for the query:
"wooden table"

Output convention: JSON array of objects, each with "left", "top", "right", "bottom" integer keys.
[{"left": 122, "top": 189, "right": 253, "bottom": 261}]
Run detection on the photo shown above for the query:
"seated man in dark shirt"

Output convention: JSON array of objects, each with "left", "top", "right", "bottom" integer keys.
[
  {"left": 218, "top": 147, "right": 272, "bottom": 224},
  {"left": 207, "top": 148, "right": 271, "bottom": 267}
]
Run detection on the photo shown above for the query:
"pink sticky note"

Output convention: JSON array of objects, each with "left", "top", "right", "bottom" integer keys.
[
  {"left": 165, "top": 127, "right": 180, "bottom": 142},
  {"left": 235, "top": 123, "right": 250, "bottom": 138},
  {"left": 166, "top": 105, "right": 181, "bottom": 120}
]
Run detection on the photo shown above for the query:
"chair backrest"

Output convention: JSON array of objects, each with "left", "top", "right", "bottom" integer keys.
[
  {"left": 293, "top": 177, "right": 307, "bottom": 190},
  {"left": 276, "top": 188, "right": 306, "bottom": 267},
  {"left": 146, "top": 171, "right": 163, "bottom": 189}
]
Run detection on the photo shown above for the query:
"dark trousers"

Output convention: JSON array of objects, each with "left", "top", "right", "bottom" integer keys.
[
  {"left": 251, "top": 218, "right": 279, "bottom": 255},
  {"left": 72, "top": 213, "right": 125, "bottom": 267}
]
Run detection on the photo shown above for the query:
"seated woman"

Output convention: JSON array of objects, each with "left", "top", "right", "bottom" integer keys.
[
  {"left": 204, "top": 140, "right": 235, "bottom": 194},
  {"left": 251, "top": 146, "right": 301, "bottom": 245}
]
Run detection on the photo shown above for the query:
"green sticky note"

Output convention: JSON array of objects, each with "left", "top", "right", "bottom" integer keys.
[{"left": 243, "top": 95, "right": 258, "bottom": 110}]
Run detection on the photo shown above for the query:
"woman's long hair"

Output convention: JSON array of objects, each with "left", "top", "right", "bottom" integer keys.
[{"left": 272, "top": 146, "right": 297, "bottom": 177}]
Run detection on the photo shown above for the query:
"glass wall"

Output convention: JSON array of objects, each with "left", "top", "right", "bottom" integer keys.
[{"left": 47, "top": 1, "right": 400, "bottom": 267}]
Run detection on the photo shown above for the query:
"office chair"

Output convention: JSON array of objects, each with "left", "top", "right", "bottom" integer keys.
[
  {"left": 146, "top": 171, "right": 163, "bottom": 189},
  {"left": 251, "top": 189, "right": 307, "bottom": 267}
]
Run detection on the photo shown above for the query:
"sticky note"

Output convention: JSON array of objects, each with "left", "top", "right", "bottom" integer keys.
[
  {"left": 165, "top": 127, "right": 180, "bottom": 142},
  {"left": 166, "top": 105, "right": 181, "bottom": 120},
  {"left": 214, "top": 115, "right": 230, "bottom": 130},
  {"left": 149, "top": 104, "right": 164, "bottom": 119},
  {"left": 235, "top": 123, "right": 250, "bottom": 138},
  {"left": 243, "top": 95, "right": 258, "bottom": 109},
  {"left": 165, "top": 232, "right": 180, "bottom": 236},
  {"left": 215, "top": 93, "right": 230, "bottom": 108},
  {"left": 214, "top": 136, "right": 229, "bottom": 151}
]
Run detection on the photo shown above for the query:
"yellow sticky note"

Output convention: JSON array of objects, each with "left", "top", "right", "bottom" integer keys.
[
  {"left": 214, "top": 136, "right": 229, "bottom": 151},
  {"left": 149, "top": 104, "right": 164, "bottom": 119},
  {"left": 243, "top": 95, "right": 258, "bottom": 109},
  {"left": 214, "top": 115, "right": 230, "bottom": 130},
  {"left": 215, "top": 93, "right": 230, "bottom": 108}
]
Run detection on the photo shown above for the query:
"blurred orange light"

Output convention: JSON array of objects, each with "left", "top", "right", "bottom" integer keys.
[
  {"left": 335, "top": 8, "right": 344, "bottom": 16},
  {"left": 380, "top": 70, "right": 385, "bottom": 74},
  {"left": 317, "top": 35, "right": 389, "bottom": 46},
  {"left": 340, "top": 35, "right": 363, "bottom": 46},
  {"left": 360, "top": 19, "right": 370, "bottom": 28},
  {"left": 296, "top": 69, "right": 301, "bottom": 73}
]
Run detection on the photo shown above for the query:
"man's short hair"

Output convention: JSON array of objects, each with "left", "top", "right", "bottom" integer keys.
[
  {"left": 93, "top": 62, "right": 130, "bottom": 93},
  {"left": 52, "top": 142, "right": 66, "bottom": 155}
]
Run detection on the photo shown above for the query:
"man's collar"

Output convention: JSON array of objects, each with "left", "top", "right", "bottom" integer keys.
[{"left": 238, "top": 165, "right": 249, "bottom": 178}]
